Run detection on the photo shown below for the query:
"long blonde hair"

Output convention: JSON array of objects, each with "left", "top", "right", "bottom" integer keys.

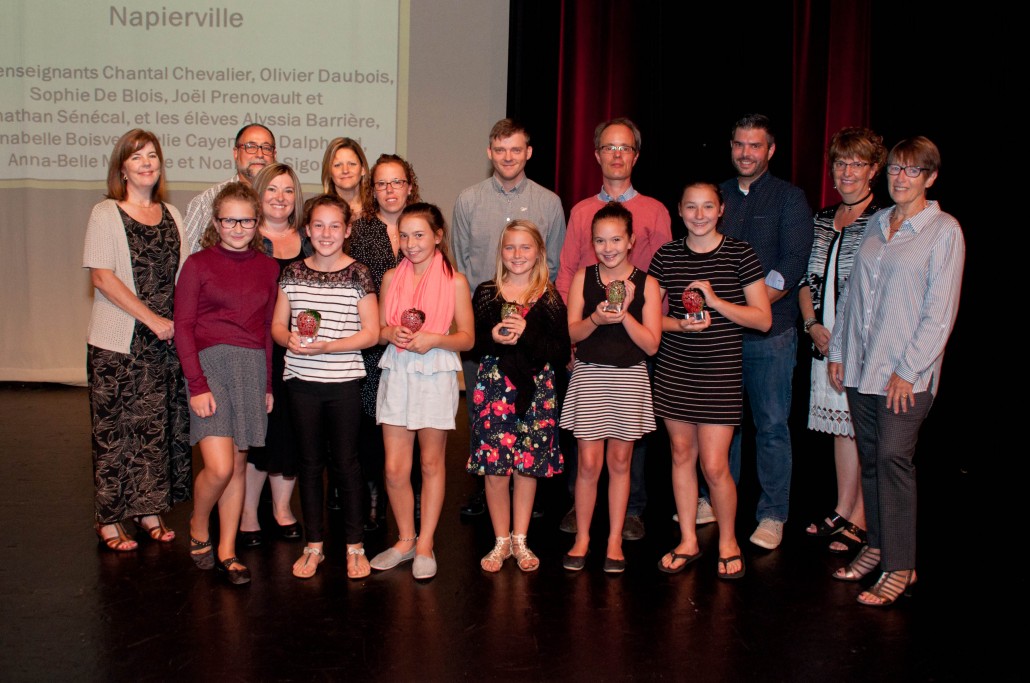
[{"left": 492, "top": 220, "right": 551, "bottom": 303}]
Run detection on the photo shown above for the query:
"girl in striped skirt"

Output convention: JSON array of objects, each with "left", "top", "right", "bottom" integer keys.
[{"left": 559, "top": 201, "right": 662, "bottom": 573}]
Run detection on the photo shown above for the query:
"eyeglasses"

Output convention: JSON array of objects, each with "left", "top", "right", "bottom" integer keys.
[
  {"left": 236, "top": 142, "right": 276, "bottom": 156},
  {"left": 217, "top": 217, "right": 258, "bottom": 229},
  {"left": 886, "top": 164, "right": 927, "bottom": 177},
  {"left": 832, "top": 160, "right": 870, "bottom": 171},
  {"left": 374, "top": 178, "right": 409, "bottom": 191},
  {"left": 597, "top": 144, "right": 637, "bottom": 154}
]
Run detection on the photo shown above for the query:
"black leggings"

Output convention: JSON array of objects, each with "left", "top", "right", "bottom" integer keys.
[{"left": 288, "top": 379, "right": 363, "bottom": 544}]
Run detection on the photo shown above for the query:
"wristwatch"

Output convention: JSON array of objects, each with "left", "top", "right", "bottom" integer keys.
[{"left": 803, "top": 318, "right": 818, "bottom": 334}]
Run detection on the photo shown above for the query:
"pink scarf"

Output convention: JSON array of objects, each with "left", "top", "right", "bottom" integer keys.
[{"left": 384, "top": 251, "right": 455, "bottom": 345}]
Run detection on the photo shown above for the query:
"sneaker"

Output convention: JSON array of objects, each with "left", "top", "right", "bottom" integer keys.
[
  {"left": 622, "top": 515, "right": 645, "bottom": 541},
  {"left": 750, "top": 519, "right": 784, "bottom": 550},
  {"left": 559, "top": 505, "right": 577, "bottom": 534},
  {"left": 460, "top": 489, "right": 485, "bottom": 517},
  {"left": 696, "top": 499, "right": 716, "bottom": 525},
  {"left": 673, "top": 499, "right": 717, "bottom": 524}
]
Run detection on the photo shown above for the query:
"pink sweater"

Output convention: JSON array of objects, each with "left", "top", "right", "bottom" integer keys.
[{"left": 555, "top": 193, "right": 672, "bottom": 301}]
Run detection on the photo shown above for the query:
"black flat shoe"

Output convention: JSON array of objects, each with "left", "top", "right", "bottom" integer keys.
[
  {"left": 239, "top": 530, "right": 263, "bottom": 548},
  {"left": 603, "top": 556, "right": 626, "bottom": 574},
  {"left": 276, "top": 522, "right": 301, "bottom": 541},
  {"left": 216, "top": 557, "right": 251, "bottom": 585},
  {"left": 563, "top": 552, "right": 587, "bottom": 571},
  {"left": 189, "top": 535, "right": 214, "bottom": 570}
]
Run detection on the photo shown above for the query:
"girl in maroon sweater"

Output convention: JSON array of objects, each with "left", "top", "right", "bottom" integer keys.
[{"left": 174, "top": 182, "right": 280, "bottom": 585}]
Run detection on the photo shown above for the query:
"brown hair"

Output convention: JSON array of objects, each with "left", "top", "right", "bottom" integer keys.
[
  {"left": 363, "top": 153, "right": 422, "bottom": 218},
  {"left": 888, "top": 136, "right": 942, "bottom": 175},
  {"left": 828, "top": 127, "right": 887, "bottom": 179},
  {"left": 320, "top": 137, "right": 372, "bottom": 214},
  {"left": 105, "top": 129, "right": 167, "bottom": 202},
  {"left": 303, "top": 194, "right": 353, "bottom": 254},
  {"left": 253, "top": 163, "right": 304, "bottom": 229},
  {"left": 200, "top": 182, "right": 266, "bottom": 252},
  {"left": 399, "top": 203, "right": 454, "bottom": 275},
  {"left": 489, "top": 118, "right": 530, "bottom": 144}
]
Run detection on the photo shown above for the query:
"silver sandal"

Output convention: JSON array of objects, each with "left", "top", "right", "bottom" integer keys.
[
  {"left": 511, "top": 533, "right": 539, "bottom": 572},
  {"left": 480, "top": 535, "right": 512, "bottom": 572}
]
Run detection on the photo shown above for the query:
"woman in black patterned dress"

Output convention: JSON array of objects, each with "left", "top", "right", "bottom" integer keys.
[{"left": 83, "top": 129, "right": 191, "bottom": 551}]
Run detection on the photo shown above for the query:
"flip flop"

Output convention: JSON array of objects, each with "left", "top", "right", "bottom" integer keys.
[
  {"left": 657, "top": 550, "right": 703, "bottom": 574},
  {"left": 717, "top": 555, "right": 745, "bottom": 580}
]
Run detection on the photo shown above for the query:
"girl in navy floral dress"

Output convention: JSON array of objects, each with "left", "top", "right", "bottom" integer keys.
[{"left": 466, "top": 220, "right": 569, "bottom": 572}]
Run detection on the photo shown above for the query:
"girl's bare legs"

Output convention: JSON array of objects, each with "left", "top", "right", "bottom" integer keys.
[
  {"left": 663, "top": 419, "right": 701, "bottom": 569},
  {"left": 382, "top": 425, "right": 418, "bottom": 554},
  {"left": 414, "top": 428, "right": 448, "bottom": 558},
  {"left": 484, "top": 474, "right": 511, "bottom": 538},
  {"left": 605, "top": 439, "right": 633, "bottom": 562},
  {"left": 698, "top": 424, "right": 741, "bottom": 575},
  {"left": 512, "top": 473, "right": 537, "bottom": 537},
  {"left": 570, "top": 439, "right": 604, "bottom": 557},
  {"left": 191, "top": 436, "right": 248, "bottom": 569}
]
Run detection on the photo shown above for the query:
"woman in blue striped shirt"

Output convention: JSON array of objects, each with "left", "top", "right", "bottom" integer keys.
[{"left": 827, "top": 137, "right": 964, "bottom": 607}]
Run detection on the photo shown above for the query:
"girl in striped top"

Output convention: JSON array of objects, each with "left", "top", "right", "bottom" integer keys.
[
  {"left": 560, "top": 201, "right": 662, "bottom": 573},
  {"left": 271, "top": 194, "right": 380, "bottom": 580},
  {"left": 649, "top": 182, "right": 770, "bottom": 579}
]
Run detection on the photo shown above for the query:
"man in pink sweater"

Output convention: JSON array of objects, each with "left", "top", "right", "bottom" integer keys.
[
  {"left": 556, "top": 117, "right": 672, "bottom": 541},
  {"left": 555, "top": 117, "right": 672, "bottom": 300}
]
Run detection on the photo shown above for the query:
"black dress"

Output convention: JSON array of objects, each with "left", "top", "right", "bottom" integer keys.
[{"left": 88, "top": 206, "right": 191, "bottom": 523}]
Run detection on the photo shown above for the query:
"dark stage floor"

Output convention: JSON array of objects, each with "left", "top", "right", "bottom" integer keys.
[{"left": 0, "top": 383, "right": 1004, "bottom": 681}]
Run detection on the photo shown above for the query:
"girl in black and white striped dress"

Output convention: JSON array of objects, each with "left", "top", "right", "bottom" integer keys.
[
  {"left": 649, "top": 182, "right": 770, "bottom": 580},
  {"left": 559, "top": 201, "right": 662, "bottom": 573}
]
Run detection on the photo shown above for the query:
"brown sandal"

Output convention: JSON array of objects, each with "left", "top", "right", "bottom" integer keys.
[
  {"left": 134, "top": 515, "right": 175, "bottom": 543},
  {"left": 95, "top": 522, "right": 138, "bottom": 552}
]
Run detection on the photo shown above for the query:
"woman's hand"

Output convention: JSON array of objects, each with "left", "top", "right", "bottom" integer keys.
[
  {"left": 404, "top": 331, "right": 440, "bottom": 355},
  {"left": 884, "top": 373, "right": 916, "bottom": 414},
  {"left": 687, "top": 280, "right": 718, "bottom": 308},
  {"left": 190, "top": 392, "right": 216, "bottom": 418},
  {"left": 827, "top": 361, "right": 844, "bottom": 393},
  {"left": 809, "top": 323, "right": 831, "bottom": 356},
  {"left": 145, "top": 315, "right": 175, "bottom": 341},
  {"left": 265, "top": 392, "right": 274, "bottom": 414},
  {"left": 493, "top": 314, "right": 526, "bottom": 344}
]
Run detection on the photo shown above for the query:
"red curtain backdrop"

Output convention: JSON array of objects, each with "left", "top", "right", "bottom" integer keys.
[
  {"left": 554, "top": 0, "right": 635, "bottom": 209},
  {"left": 792, "top": 0, "right": 873, "bottom": 209}
]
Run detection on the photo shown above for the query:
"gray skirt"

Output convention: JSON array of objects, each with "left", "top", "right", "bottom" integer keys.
[{"left": 189, "top": 345, "right": 267, "bottom": 450}]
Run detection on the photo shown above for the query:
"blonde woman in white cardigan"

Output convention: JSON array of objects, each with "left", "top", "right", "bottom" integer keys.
[{"left": 83, "top": 129, "right": 191, "bottom": 552}]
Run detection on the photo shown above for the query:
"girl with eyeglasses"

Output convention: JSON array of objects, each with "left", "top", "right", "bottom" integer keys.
[{"left": 175, "top": 182, "right": 280, "bottom": 585}]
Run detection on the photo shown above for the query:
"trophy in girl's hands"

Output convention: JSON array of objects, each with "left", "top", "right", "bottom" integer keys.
[
  {"left": 400, "top": 308, "right": 426, "bottom": 333},
  {"left": 682, "top": 288, "right": 706, "bottom": 322},
  {"left": 500, "top": 302, "right": 521, "bottom": 336},
  {"left": 296, "top": 309, "right": 321, "bottom": 344},
  {"left": 604, "top": 280, "right": 627, "bottom": 313}
]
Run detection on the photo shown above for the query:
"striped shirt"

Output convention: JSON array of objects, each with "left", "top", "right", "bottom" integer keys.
[
  {"left": 280, "top": 259, "right": 375, "bottom": 383},
  {"left": 828, "top": 201, "right": 964, "bottom": 397}
]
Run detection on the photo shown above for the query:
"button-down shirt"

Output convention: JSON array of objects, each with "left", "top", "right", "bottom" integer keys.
[
  {"left": 452, "top": 175, "right": 566, "bottom": 294},
  {"left": 720, "top": 172, "right": 813, "bottom": 337},
  {"left": 183, "top": 175, "right": 237, "bottom": 254},
  {"left": 828, "top": 201, "right": 964, "bottom": 396}
]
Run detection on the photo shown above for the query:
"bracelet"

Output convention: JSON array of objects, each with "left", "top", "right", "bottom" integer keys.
[
  {"left": 803, "top": 318, "right": 818, "bottom": 334},
  {"left": 588, "top": 313, "right": 599, "bottom": 326}
]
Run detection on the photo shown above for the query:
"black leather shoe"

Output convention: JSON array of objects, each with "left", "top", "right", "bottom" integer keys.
[
  {"left": 460, "top": 490, "right": 485, "bottom": 517},
  {"left": 276, "top": 522, "right": 301, "bottom": 541},
  {"left": 239, "top": 530, "right": 262, "bottom": 548},
  {"left": 216, "top": 557, "right": 251, "bottom": 585}
]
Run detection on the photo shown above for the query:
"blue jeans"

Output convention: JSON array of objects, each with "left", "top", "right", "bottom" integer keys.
[{"left": 701, "top": 328, "right": 796, "bottom": 523}]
